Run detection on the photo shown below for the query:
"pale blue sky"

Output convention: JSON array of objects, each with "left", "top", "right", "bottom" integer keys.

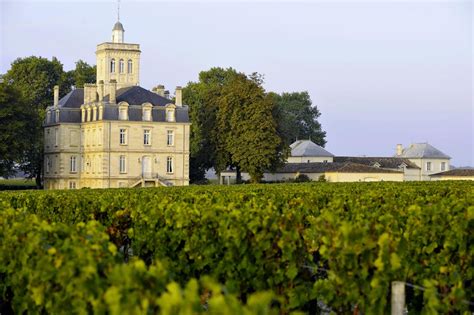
[{"left": 1, "top": 0, "right": 472, "bottom": 166}]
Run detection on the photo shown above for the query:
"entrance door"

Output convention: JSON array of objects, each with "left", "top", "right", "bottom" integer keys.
[{"left": 142, "top": 156, "right": 151, "bottom": 178}]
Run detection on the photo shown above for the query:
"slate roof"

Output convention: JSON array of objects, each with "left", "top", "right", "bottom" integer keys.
[
  {"left": 50, "top": 85, "right": 189, "bottom": 124},
  {"left": 104, "top": 86, "right": 172, "bottom": 106},
  {"left": 58, "top": 89, "right": 84, "bottom": 108},
  {"left": 397, "top": 143, "right": 451, "bottom": 159},
  {"left": 290, "top": 140, "right": 334, "bottom": 157},
  {"left": 334, "top": 156, "right": 420, "bottom": 170},
  {"left": 429, "top": 169, "right": 474, "bottom": 177},
  {"left": 274, "top": 162, "right": 403, "bottom": 174},
  {"left": 59, "top": 86, "right": 173, "bottom": 108}
]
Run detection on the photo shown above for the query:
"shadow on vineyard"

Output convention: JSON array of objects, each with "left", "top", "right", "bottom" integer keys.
[{"left": 0, "top": 181, "right": 472, "bottom": 314}]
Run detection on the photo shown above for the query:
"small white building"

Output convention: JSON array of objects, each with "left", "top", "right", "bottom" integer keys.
[
  {"left": 288, "top": 140, "right": 334, "bottom": 163},
  {"left": 395, "top": 143, "right": 451, "bottom": 181}
]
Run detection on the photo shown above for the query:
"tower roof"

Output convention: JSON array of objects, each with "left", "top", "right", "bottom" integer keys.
[
  {"left": 112, "top": 21, "right": 124, "bottom": 31},
  {"left": 397, "top": 143, "right": 451, "bottom": 159},
  {"left": 290, "top": 140, "right": 334, "bottom": 157}
]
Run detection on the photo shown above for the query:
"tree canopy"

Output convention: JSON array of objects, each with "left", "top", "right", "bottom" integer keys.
[
  {"left": 1, "top": 56, "right": 96, "bottom": 185},
  {"left": 271, "top": 91, "right": 326, "bottom": 147},
  {"left": 65, "top": 60, "right": 96, "bottom": 89},
  {"left": 0, "top": 82, "right": 35, "bottom": 178},
  {"left": 184, "top": 68, "right": 287, "bottom": 183}
]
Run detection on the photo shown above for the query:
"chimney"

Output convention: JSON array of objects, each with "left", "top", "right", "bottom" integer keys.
[
  {"left": 109, "top": 80, "right": 117, "bottom": 104},
  {"left": 54, "top": 85, "right": 59, "bottom": 107},
  {"left": 153, "top": 84, "right": 165, "bottom": 97},
  {"left": 396, "top": 144, "right": 403, "bottom": 156},
  {"left": 97, "top": 80, "right": 104, "bottom": 101},
  {"left": 84, "top": 83, "right": 98, "bottom": 104},
  {"left": 175, "top": 86, "right": 182, "bottom": 107},
  {"left": 164, "top": 90, "right": 170, "bottom": 99}
]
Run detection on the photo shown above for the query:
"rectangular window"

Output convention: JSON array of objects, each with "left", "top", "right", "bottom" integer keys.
[
  {"left": 144, "top": 130, "right": 151, "bottom": 145},
  {"left": 166, "top": 156, "right": 173, "bottom": 173},
  {"left": 119, "top": 155, "right": 127, "bottom": 173},
  {"left": 70, "top": 156, "right": 77, "bottom": 173},
  {"left": 426, "top": 162, "right": 432, "bottom": 171},
  {"left": 119, "top": 128, "right": 127, "bottom": 145},
  {"left": 167, "top": 130, "right": 174, "bottom": 146},
  {"left": 69, "top": 181, "right": 76, "bottom": 189},
  {"left": 441, "top": 162, "right": 446, "bottom": 171}
]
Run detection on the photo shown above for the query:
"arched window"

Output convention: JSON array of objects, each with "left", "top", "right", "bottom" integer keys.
[
  {"left": 110, "top": 59, "right": 116, "bottom": 73},
  {"left": 119, "top": 59, "right": 124, "bottom": 73},
  {"left": 128, "top": 60, "right": 133, "bottom": 73}
]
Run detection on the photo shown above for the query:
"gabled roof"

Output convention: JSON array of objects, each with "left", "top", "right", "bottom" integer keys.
[
  {"left": 275, "top": 162, "right": 402, "bottom": 174},
  {"left": 104, "top": 86, "right": 172, "bottom": 106},
  {"left": 58, "top": 88, "right": 84, "bottom": 108},
  {"left": 430, "top": 169, "right": 474, "bottom": 177},
  {"left": 397, "top": 143, "right": 450, "bottom": 159},
  {"left": 290, "top": 140, "right": 334, "bottom": 157},
  {"left": 334, "top": 156, "right": 420, "bottom": 169}
]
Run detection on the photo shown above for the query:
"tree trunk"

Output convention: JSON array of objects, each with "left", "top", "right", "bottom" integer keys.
[
  {"left": 35, "top": 170, "right": 42, "bottom": 189},
  {"left": 35, "top": 163, "right": 42, "bottom": 189},
  {"left": 236, "top": 166, "right": 242, "bottom": 184}
]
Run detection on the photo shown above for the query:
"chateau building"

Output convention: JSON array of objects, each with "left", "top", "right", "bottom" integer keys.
[{"left": 43, "top": 20, "right": 190, "bottom": 189}]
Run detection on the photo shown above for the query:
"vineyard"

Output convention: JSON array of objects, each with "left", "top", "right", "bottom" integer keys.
[{"left": 0, "top": 182, "right": 473, "bottom": 314}]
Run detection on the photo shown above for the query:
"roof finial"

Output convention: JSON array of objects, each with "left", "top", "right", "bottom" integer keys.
[{"left": 117, "top": 0, "right": 121, "bottom": 21}]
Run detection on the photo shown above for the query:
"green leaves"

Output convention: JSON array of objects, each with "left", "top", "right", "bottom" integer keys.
[
  {"left": 0, "top": 181, "right": 472, "bottom": 313},
  {"left": 183, "top": 67, "right": 287, "bottom": 183}
]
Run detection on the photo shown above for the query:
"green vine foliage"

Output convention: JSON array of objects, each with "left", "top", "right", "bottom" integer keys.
[{"left": 0, "top": 181, "right": 472, "bottom": 314}]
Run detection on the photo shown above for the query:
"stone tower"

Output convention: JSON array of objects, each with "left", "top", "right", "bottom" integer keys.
[{"left": 96, "top": 20, "right": 141, "bottom": 95}]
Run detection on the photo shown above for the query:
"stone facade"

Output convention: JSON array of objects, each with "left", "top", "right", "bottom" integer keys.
[{"left": 43, "top": 21, "right": 190, "bottom": 189}]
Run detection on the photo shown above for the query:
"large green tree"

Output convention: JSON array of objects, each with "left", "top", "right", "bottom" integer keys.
[
  {"left": 0, "top": 82, "right": 35, "bottom": 178},
  {"left": 183, "top": 68, "right": 240, "bottom": 181},
  {"left": 3, "top": 56, "right": 70, "bottom": 186},
  {"left": 218, "top": 73, "right": 285, "bottom": 182},
  {"left": 271, "top": 91, "right": 326, "bottom": 147},
  {"left": 65, "top": 60, "right": 96, "bottom": 88},
  {"left": 184, "top": 68, "right": 286, "bottom": 183}
]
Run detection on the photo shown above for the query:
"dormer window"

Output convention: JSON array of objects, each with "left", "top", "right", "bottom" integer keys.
[
  {"left": 110, "top": 59, "right": 116, "bottom": 73},
  {"left": 119, "top": 108, "right": 128, "bottom": 120},
  {"left": 119, "top": 59, "right": 124, "bottom": 73},
  {"left": 165, "top": 105, "right": 176, "bottom": 122},
  {"left": 118, "top": 102, "right": 129, "bottom": 120},
  {"left": 166, "top": 109, "right": 175, "bottom": 122},
  {"left": 372, "top": 162, "right": 381, "bottom": 168},
  {"left": 398, "top": 163, "right": 407, "bottom": 169},
  {"left": 142, "top": 103, "right": 153, "bottom": 121},
  {"left": 128, "top": 60, "right": 133, "bottom": 73}
]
